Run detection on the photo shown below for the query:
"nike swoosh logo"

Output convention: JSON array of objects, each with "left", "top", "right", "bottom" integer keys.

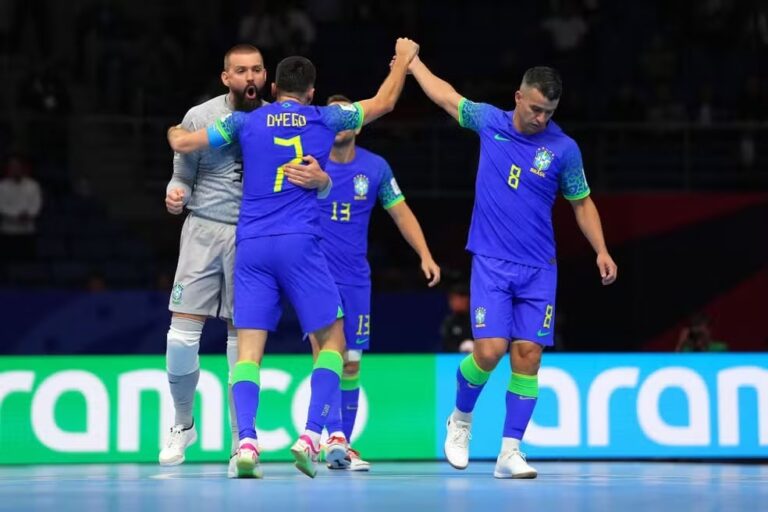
[
  {"left": 494, "top": 133, "right": 512, "bottom": 141},
  {"left": 354, "top": 338, "right": 369, "bottom": 345},
  {"left": 537, "top": 330, "right": 551, "bottom": 337},
  {"left": 467, "top": 383, "right": 481, "bottom": 389}
]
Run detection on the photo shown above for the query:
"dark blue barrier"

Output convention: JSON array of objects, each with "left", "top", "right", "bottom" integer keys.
[{"left": 0, "top": 289, "right": 448, "bottom": 355}]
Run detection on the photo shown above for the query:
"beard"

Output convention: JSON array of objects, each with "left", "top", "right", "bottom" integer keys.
[{"left": 231, "top": 85, "right": 263, "bottom": 112}]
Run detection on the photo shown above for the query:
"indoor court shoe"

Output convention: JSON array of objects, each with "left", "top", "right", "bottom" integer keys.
[
  {"left": 232, "top": 441, "right": 263, "bottom": 479},
  {"left": 345, "top": 447, "right": 371, "bottom": 472},
  {"left": 159, "top": 422, "right": 198, "bottom": 466},
  {"left": 493, "top": 449, "right": 537, "bottom": 479},
  {"left": 444, "top": 416, "right": 471, "bottom": 469},
  {"left": 291, "top": 435, "right": 320, "bottom": 478},
  {"left": 327, "top": 446, "right": 371, "bottom": 471},
  {"left": 324, "top": 433, "right": 348, "bottom": 468}
]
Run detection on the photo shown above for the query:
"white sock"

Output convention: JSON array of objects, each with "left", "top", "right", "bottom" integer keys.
[
  {"left": 501, "top": 437, "right": 521, "bottom": 452},
  {"left": 303, "top": 430, "right": 322, "bottom": 449},
  {"left": 452, "top": 408, "right": 473, "bottom": 423},
  {"left": 239, "top": 437, "right": 258, "bottom": 449}
]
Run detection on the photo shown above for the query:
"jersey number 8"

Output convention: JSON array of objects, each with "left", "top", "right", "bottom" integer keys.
[{"left": 508, "top": 164, "right": 522, "bottom": 190}]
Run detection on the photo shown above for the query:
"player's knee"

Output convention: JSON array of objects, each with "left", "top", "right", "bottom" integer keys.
[
  {"left": 166, "top": 317, "right": 204, "bottom": 375},
  {"left": 343, "top": 360, "right": 360, "bottom": 376},
  {"left": 512, "top": 343, "right": 542, "bottom": 374},
  {"left": 474, "top": 342, "right": 505, "bottom": 369}
]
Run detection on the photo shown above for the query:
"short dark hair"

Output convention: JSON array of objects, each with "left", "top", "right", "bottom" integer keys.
[
  {"left": 223, "top": 44, "right": 262, "bottom": 70},
  {"left": 275, "top": 56, "right": 316, "bottom": 95},
  {"left": 326, "top": 94, "right": 351, "bottom": 105},
  {"left": 521, "top": 66, "right": 562, "bottom": 101}
]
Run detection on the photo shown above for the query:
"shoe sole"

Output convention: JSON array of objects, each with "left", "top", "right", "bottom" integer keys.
[
  {"left": 348, "top": 462, "right": 370, "bottom": 472},
  {"left": 444, "top": 445, "right": 468, "bottom": 470},
  {"left": 158, "top": 456, "right": 184, "bottom": 467},
  {"left": 325, "top": 446, "right": 347, "bottom": 466},
  {"left": 235, "top": 466, "right": 263, "bottom": 479},
  {"left": 290, "top": 446, "right": 317, "bottom": 478},
  {"left": 493, "top": 471, "right": 538, "bottom": 479}
]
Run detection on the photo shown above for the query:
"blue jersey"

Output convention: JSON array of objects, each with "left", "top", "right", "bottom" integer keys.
[
  {"left": 459, "top": 98, "right": 590, "bottom": 267},
  {"left": 318, "top": 147, "right": 404, "bottom": 286},
  {"left": 206, "top": 100, "right": 364, "bottom": 242}
]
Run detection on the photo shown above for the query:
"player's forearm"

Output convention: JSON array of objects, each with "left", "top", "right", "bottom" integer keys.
[
  {"left": 574, "top": 199, "right": 609, "bottom": 254},
  {"left": 316, "top": 175, "right": 332, "bottom": 199},
  {"left": 373, "top": 58, "right": 410, "bottom": 114},
  {"left": 168, "top": 126, "right": 209, "bottom": 153},
  {"left": 393, "top": 206, "right": 433, "bottom": 260},
  {"left": 410, "top": 58, "right": 460, "bottom": 113},
  {"left": 169, "top": 154, "right": 199, "bottom": 204}
]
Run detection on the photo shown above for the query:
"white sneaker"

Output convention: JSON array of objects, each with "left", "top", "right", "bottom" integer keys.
[
  {"left": 444, "top": 416, "right": 471, "bottom": 469},
  {"left": 158, "top": 423, "right": 198, "bottom": 466},
  {"left": 493, "top": 449, "right": 537, "bottom": 479},
  {"left": 346, "top": 447, "right": 371, "bottom": 471},
  {"left": 324, "top": 433, "right": 348, "bottom": 467},
  {"left": 227, "top": 454, "right": 237, "bottom": 478},
  {"left": 232, "top": 440, "right": 263, "bottom": 479}
]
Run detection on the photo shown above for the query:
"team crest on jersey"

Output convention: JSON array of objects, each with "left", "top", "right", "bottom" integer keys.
[
  {"left": 474, "top": 307, "right": 487, "bottom": 328},
  {"left": 353, "top": 174, "right": 369, "bottom": 200},
  {"left": 533, "top": 147, "right": 555, "bottom": 172},
  {"left": 171, "top": 282, "right": 184, "bottom": 305}
]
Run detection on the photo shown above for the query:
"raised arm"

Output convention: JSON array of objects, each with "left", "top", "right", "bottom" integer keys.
[
  {"left": 167, "top": 125, "right": 211, "bottom": 154},
  {"left": 357, "top": 38, "right": 420, "bottom": 125},
  {"left": 408, "top": 55, "right": 463, "bottom": 121}
]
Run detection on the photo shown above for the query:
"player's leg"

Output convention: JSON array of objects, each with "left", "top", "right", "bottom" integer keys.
[
  {"left": 280, "top": 234, "right": 346, "bottom": 477},
  {"left": 494, "top": 264, "right": 556, "bottom": 479},
  {"left": 338, "top": 283, "right": 369, "bottom": 441},
  {"left": 445, "top": 255, "right": 512, "bottom": 469},
  {"left": 336, "top": 282, "right": 370, "bottom": 470},
  {"left": 230, "top": 327, "right": 268, "bottom": 478},
  {"left": 224, "top": 323, "right": 240, "bottom": 477},
  {"left": 160, "top": 312, "right": 205, "bottom": 466},
  {"left": 161, "top": 216, "right": 223, "bottom": 466},
  {"left": 228, "top": 236, "right": 282, "bottom": 478},
  {"left": 340, "top": 351, "right": 370, "bottom": 471},
  {"left": 307, "top": 331, "right": 346, "bottom": 468}
]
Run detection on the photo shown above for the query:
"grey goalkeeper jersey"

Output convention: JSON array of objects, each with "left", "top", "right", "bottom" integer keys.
[{"left": 167, "top": 94, "right": 265, "bottom": 225}]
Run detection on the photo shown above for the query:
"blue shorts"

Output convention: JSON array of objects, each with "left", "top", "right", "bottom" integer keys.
[
  {"left": 234, "top": 234, "right": 343, "bottom": 333},
  {"left": 338, "top": 282, "right": 371, "bottom": 351},
  {"left": 470, "top": 254, "right": 557, "bottom": 346}
]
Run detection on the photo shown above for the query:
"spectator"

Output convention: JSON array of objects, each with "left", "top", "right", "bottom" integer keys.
[
  {"left": 675, "top": 313, "right": 728, "bottom": 352},
  {"left": 0, "top": 154, "right": 43, "bottom": 262},
  {"left": 440, "top": 282, "right": 473, "bottom": 353}
]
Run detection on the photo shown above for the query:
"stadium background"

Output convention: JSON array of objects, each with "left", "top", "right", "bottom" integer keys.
[{"left": 0, "top": 0, "right": 766, "bottom": 462}]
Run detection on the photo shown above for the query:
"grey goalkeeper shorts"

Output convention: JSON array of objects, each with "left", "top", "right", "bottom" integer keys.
[{"left": 169, "top": 214, "right": 236, "bottom": 320}]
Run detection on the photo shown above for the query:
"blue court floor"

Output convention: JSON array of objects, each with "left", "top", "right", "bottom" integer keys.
[{"left": 0, "top": 461, "right": 766, "bottom": 512}]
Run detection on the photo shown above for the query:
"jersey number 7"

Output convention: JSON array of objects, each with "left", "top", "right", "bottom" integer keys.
[{"left": 273, "top": 135, "right": 304, "bottom": 192}]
